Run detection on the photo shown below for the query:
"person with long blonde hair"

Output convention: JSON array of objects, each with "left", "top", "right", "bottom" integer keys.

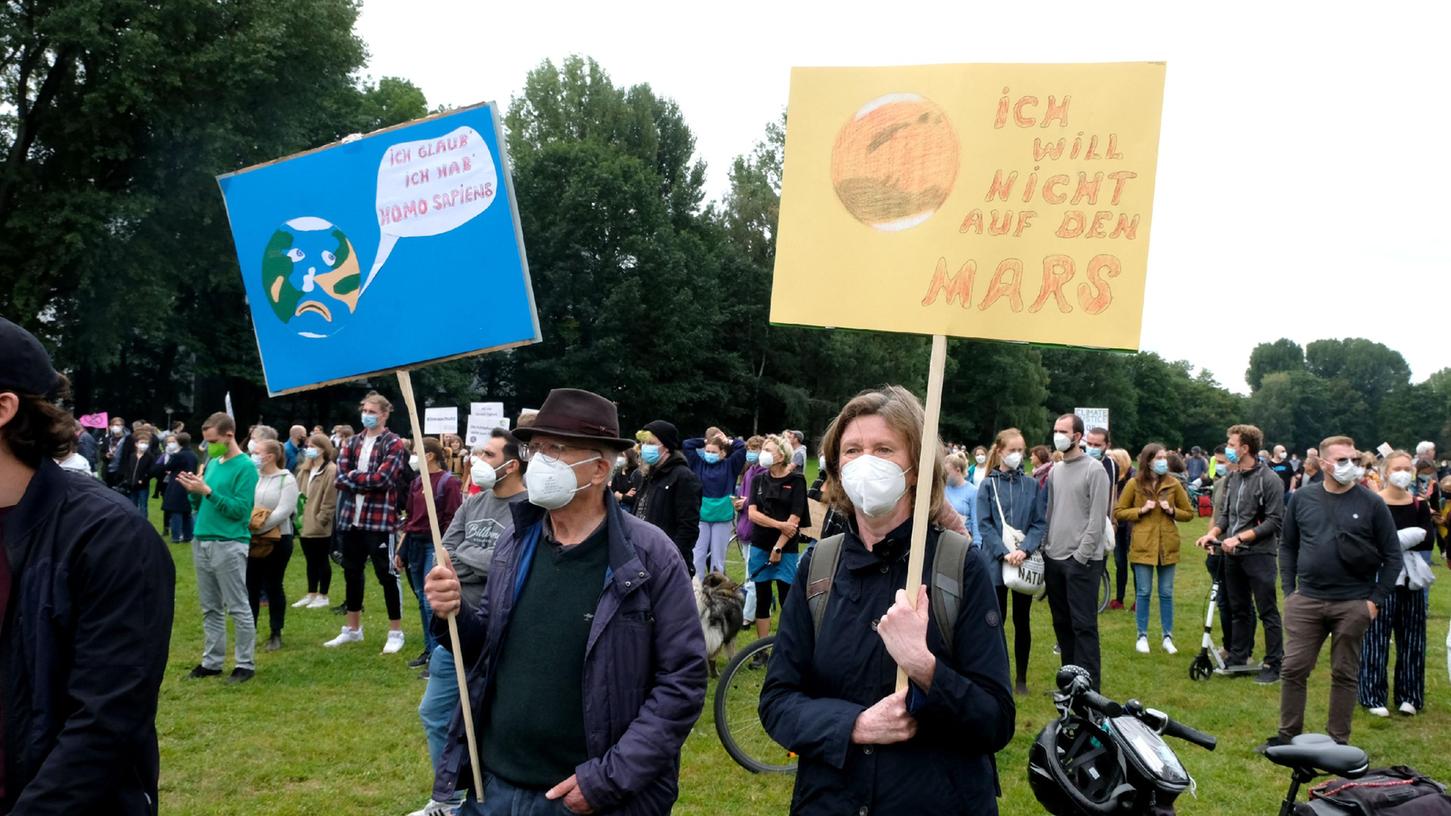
[{"left": 975, "top": 426, "right": 1046, "bottom": 695}]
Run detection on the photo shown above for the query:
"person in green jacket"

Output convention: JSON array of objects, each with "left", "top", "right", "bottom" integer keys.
[{"left": 177, "top": 411, "right": 259, "bottom": 683}]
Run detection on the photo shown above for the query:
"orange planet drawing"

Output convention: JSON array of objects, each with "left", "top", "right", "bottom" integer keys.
[{"left": 830, "top": 94, "right": 959, "bottom": 231}]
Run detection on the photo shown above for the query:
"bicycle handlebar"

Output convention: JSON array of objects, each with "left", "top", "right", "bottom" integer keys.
[
  {"left": 1056, "top": 667, "right": 1216, "bottom": 752},
  {"left": 1160, "top": 716, "right": 1218, "bottom": 751}
]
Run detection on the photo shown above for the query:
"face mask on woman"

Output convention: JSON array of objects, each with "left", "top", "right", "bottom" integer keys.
[
  {"left": 758, "top": 451, "right": 776, "bottom": 470},
  {"left": 1003, "top": 451, "right": 1024, "bottom": 471},
  {"left": 1388, "top": 470, "right": 1415, "bottom": 491},
  {"left": 135, "top": 442, "right": 150, "bottom": 454},
  {"left": 304, "top": 446, "right": 320, "bottom": 460},
  {"left": 250, "top": 453, "right": 264, "bottom": 468},
  {"left": 841, "top": 455, "right": 910, "bottom": 518},
  {"left": 975, "top": 453, "right": 986, "bottom": 465},
  {"left": 701, "top": 451, "right": 721, "bottom": 465},
  {"left": 525, "top": 453, "right": 601, "bottom": 510},
  {"left": 409, "top": 454, "right": 421, "bottom": 471},
  {"left": 746, "top": 450, "right": 760, "bottom": 465},
  {"left": 1152, "top": 459, "right": 1169, "bottom": 476},
  {"left": 165, "top": 442, "right": 180, "bottom": 455},
  {"left": 640, "top": 444, "right": 661, "bottom": 466}
]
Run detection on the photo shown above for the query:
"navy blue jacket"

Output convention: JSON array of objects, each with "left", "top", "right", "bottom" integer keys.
[
  {"left": 0, "top": 460, "right": 174, "bottom": 814},
  {"left": 157, "top": 449, "right": 199, "bottom": 514},
  {"left": 432, "top": 492, "right": 707, "bottom": 814},
  {"left": 975, "top": 468, "right": 1049, "bottom": 586},
  {"left": 759, "top": 520, "right": 1016, "bottom": 815}
]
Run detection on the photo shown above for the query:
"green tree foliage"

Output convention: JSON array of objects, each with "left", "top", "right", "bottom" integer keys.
[
  {"left": 0, "top": 0, "right": 428, "bottom": 428},
  {"left": 1245, "top": 338, "right": 1305, "bottom": 391},
  {"left": 8, "top": 35, "right": 1443, "bottom": 458}
]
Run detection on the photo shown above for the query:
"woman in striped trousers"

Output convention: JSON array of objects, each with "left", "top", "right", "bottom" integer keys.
[{"left": 1358, "top": 452, "right": 1433, "bottom": 717}]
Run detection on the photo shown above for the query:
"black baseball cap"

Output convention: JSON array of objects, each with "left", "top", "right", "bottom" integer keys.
[{"left": 0, "top": 317, "right": 62, "bottom": 397}]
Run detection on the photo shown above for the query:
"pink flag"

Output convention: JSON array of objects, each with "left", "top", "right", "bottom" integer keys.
[{"left": 78, "top": 412, "right": 109, "bottom": 429}]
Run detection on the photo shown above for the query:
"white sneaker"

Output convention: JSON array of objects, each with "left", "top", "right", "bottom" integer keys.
[
  {"left": 382, "top": 630, "right": 406, "bottom": 655},
  {"left": 324, "top": 626, "right": 362, "bottom": 647},
  {"left": 291, "top": 594, "right": 315, "bottom": 609},
  {"left": 306, "top": 595, "right": 331, "bottom": 609},
  {"left": 1399, "top": 702, "right": 1418, "bottom": 716},
  {"left": 406, "top": 799, "right": 456, "bottom": 816},
  {"left": 1367, "top": 706, "right": 1390, "bottom": 718},
  {"left": 1135, "top": 636, "right": 1150, "bottom": 654},
  {"left": 1161, "top": 636, "right": 1178, "bottom": 655}
]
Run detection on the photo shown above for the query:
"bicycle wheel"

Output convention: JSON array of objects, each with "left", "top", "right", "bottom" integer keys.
[
  {"left": 714, "top": 635, "right": 797, "bottom": 774},
  {"left": 1097, "top": 568, "right": 1110, "bottom": 613}
]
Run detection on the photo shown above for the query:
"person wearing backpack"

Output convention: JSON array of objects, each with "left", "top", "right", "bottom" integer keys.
[
  {"left": 976, "top": 427, "right": 1046, "bottom": 697},
  {"left": 398, "top": 437, "right": 462, "bottom": 669},
  {"left": 759, "top": 386, "right": 1014, "bottom": 816}
]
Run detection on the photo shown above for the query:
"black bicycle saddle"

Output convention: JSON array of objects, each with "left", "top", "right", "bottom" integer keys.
[{"left": 1264, "top": 734, "right": 1369, "bottom": 778}]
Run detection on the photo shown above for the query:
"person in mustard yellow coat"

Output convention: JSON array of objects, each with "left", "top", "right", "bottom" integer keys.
[{"left": 1114, "top": 443, "right": 1194, "bottom": 656}]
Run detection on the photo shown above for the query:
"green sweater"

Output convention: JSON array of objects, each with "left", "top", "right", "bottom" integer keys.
[
  {"left": 192, "top": 453, "right": 259, "bottom": 542},
  {"left": 481, "top": 524, "right": 609, "bottom": 788}
]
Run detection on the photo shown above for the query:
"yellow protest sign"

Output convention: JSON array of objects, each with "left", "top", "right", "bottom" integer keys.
[{"left": 771, "top": 62, "right": 1165, "bottom": 350}]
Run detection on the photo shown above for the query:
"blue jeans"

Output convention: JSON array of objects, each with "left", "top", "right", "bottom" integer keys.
[
  {"left": 169, "top": 510, "right": 194, "bottom": 542},
  {"left": 419, "top": 645, "right": 459, "bottom": 772},
  {"left": 1133, "top": 563, "right": 1176, "bottom": 638},
  {"left": 131, "top": 488, "right": 149, "bottom": 516},
  {"left": 459, "top": 774, "right": 574, "bottom": 816},
  {"left": 402, "top": 534, "right": 439, "bottom": 654}
]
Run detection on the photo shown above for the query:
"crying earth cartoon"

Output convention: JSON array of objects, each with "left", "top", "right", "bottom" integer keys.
[{"left": 261, "top": 217, "right": 363, "bottom": 338}]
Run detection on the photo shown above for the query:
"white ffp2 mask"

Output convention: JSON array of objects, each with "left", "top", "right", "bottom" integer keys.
[{"left": 841, "top": 455, "right": 909, "bottom": 518}]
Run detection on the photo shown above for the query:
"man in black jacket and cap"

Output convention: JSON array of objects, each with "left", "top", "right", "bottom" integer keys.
[
  {"left": 633, "top": 420, "right": 702, "bottom": 575},
  {"left": 0, "top": 317, "right": 174, "bottom": 814}
]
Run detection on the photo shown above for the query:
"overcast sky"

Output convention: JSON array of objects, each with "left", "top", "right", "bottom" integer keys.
[{"left": 357, "top": 0, "right": 1449, "bottom": 394}]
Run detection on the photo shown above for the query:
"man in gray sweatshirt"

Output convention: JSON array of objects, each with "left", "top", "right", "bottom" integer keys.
[
  {"left": 411, "top": 427, "right": 529, "bottom": 816},
  {"left": 1041, "top": 413, "right": 1110, "bottom": 689}
]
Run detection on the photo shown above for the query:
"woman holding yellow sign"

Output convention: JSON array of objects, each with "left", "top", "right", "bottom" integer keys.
[{"left": 759, "top": 386, "right": 1014, "bottom": 814}]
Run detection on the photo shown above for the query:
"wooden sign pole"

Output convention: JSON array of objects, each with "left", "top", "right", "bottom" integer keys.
[
  {"left": 897, "top": 333, "right": 948, "bottom": 692},
  {"left": 397, "top": 370, "right": 485, "bottom": 796}
]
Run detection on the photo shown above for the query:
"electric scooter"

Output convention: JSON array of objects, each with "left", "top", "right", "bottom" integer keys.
[{"left": 1189, "top": 543, "right": 1257, "bottom": 680}]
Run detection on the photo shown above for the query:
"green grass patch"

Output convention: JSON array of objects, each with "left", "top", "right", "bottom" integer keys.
[{"left": 152, "top": 504, "right": 1450, "bottom": 814}]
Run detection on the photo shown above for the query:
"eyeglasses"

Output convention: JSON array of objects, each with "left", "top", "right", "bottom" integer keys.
[{"left": 520, "top": 441, "right": 596, "bottom": 462}]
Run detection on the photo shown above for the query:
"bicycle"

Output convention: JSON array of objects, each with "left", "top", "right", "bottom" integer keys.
[{"left": 713, "top": 634, "right": 797, "bottom": 774}]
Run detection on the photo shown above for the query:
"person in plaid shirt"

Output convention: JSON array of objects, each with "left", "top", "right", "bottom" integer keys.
[{"left": 326, "top": 391, "right": 411, "bottom": 654}]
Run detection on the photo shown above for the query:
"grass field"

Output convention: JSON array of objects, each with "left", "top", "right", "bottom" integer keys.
[{"left": 152, "top": 502, "right": 1451, "bottom": 815}]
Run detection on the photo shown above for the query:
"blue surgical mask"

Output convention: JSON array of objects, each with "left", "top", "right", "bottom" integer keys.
[
  {"left": 360, "top": 413, "right": 379, "bottom": 430},
  {"left": 1152, "top": 459, "right": 1168, "bottom": 476},
  {"left": 1225, "top": 446, "right": 1240, "bottom": 464},
  {"left": 640, "top": 444, "right": 661, "bottom": 465},
  {"left": 746, "top": 451, "right": 760, "bottom": 465},
  {"left": 702, "top": 451, "right": 721, "bottom": 465},
  {"left": 1085, "top": 446, "right": 1104, "bottom": 460}
]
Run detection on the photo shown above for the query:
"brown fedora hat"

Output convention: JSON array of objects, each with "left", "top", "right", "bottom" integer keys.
[{"left": 513, "top": 388, "right": 635, "bottom": 451}]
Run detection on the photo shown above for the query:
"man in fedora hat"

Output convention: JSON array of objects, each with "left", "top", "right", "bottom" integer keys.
[
  {"left": 425, "top": 388, "right": 707, "bottom": 815},
  {"left": 0, "top": 317, "right": 174, "bottom": 813}
]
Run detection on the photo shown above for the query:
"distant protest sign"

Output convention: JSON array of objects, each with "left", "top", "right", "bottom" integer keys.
[
  {"left": 217, "top": 103, "right": 540, "bottom": 395},
  {"left": 772, "top": 63, "right": 1165, "bottom": 351},
  {"left": 1076, "top": 407, "right": 1110, "bottom": 432},
  {"left": 424, "top": 406, "right": 458, "bottom": 435}
]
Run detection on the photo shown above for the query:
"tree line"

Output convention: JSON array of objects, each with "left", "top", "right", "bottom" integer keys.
[{"left": 3, "top": 6, "right": 1444, "bottom": 455}]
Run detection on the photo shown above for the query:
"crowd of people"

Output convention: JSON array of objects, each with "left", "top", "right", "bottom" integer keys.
[{"left": 8, "top": 301, "right": 1451, "bottom": 813}]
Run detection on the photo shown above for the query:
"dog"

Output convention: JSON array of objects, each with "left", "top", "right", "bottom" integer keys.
[{"left": 696, "top": 570, "right": 746, "bottom": 678}]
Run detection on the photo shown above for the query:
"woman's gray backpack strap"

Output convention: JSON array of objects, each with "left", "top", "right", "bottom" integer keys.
[
  {"left": 806, "top": 528, "right": 970, "bottom": 655},
  {"left": 805, "top": 534, "right": 847, "bottom": 641}
]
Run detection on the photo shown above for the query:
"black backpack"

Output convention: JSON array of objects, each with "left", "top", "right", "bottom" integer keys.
[
  {"left": 1296, "top": 766, "right": 1451, "bottom": 816},
  {"left": 805, "top": 527, "right": 971, "bottom": 654}
]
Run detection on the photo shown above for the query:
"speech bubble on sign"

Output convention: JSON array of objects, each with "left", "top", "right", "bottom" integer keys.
[{"left": 363, "top": 125, "right": 499, "bottom": 293}]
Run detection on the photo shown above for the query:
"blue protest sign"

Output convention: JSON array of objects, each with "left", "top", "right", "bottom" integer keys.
[{"left": 218, "top": 102, "right": 539, "bottom": 395}]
